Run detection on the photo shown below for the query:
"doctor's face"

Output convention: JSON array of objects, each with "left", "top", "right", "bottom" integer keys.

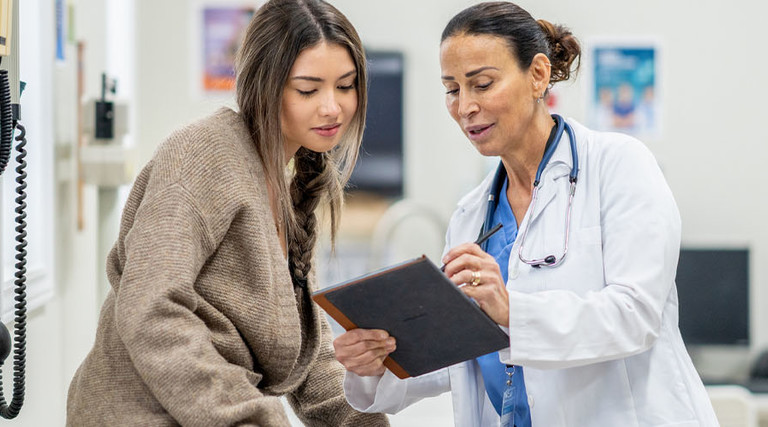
[
  {"left": 281, "top": 42, "right": 358, "bottom": 159},
  {"left": 440, "top": 33, "right": 538, "bottom": 157}
]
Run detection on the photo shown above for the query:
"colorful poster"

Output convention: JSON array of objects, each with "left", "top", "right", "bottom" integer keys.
[
  {"left": 56, "top": 0, "right": 65, "bottom": 62},
  {"left": 588, "top": 41, "right": 660, "bottom": 137},
  {"left": 201, "top": 6, "right": 256, "bottom": 92}
]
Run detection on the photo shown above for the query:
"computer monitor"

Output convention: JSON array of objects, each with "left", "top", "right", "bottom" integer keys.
[
  {"left": 675, "top": 248, "right": 749, "bottom": 346},
  {"left": 347, "top": 50, "right": 404, "bottom": 198}
]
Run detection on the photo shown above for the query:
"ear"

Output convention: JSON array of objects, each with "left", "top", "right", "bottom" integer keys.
[{"left": 529, "top": 53, "right": 552, "bottom": 99}]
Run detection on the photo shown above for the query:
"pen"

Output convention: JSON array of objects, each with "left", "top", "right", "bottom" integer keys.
[{"left": 440, "top": 223, "right": 503, "bottom": 272}]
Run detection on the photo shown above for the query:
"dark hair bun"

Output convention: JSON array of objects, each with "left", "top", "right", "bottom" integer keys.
[{"left": 537, "top": 19, "right": 581, "bottom": 84}]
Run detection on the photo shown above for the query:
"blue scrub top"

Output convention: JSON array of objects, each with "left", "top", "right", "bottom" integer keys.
[{"left": 476, "top": 177, "right": 532, "bottom": 426}]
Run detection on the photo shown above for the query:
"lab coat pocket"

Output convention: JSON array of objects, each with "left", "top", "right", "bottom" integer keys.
[
  {"left": 540, "top": 225, "right": 602, "bottom": 257},
  {"left": 572, "top": 225, "right": 602, "bottom": 246},
  {"left": 542, "top": 226, "right": 604, "bottom": 293}
]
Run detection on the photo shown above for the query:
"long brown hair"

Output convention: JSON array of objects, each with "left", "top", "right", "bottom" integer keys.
[{"left": 234, "top": 0, "right": 367, "bottom": 288}]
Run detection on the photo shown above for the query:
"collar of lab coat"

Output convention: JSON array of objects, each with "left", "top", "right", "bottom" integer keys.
[
  {"left": 454, "top": 117, "right": 583, "bottom": 230},
  {"left": 528, "top": 118, "right": 579, "bottom": 222}
]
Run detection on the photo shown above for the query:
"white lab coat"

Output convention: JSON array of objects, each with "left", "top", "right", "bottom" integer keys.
[{"left": 344, "top": 119, "right": 719, "bottom": 427}]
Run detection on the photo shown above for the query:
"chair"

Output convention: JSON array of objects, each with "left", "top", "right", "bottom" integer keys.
[
  {"left": 368, "top": 199, "right": 447, "bottom": 270},
  {"left": 707, "top": 385, "right": 758, "bottom": 427}
]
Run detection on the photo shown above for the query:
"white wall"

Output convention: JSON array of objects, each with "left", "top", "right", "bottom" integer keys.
[
  {"left": 8, "top": 0, "right": 767, "bottom": 425},
  {"left": 336, "top": 0, "right": 768, "bottom": 377},
  {"left": 0, "top": 0, "right": 123, "bottom": 425},
  {"left": 0, "top": 0, "right": 69, "bottom": 425},
  {"left": 513, "top": 0, "right": 768, "bottom": 375},
  {"left": 134, "top": 0, "right": 768, "bottom": 350}
]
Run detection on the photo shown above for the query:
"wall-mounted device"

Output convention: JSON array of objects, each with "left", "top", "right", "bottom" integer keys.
[
  {"left": 95, "top": 73, "right": 116, "bottom": 139},
  {"left": 348, "top": 50, "right": 404, "bottom": 198},
  {"left": 676, "top": 248, "right": 749, "bottom": 347},
  {"left": 0, "top": 0, "right": 17, "bottom": 175},
  {"left": 0, "top": 0, "right": 11, "bottom": 57},
  {"left": 0, "top": 0, "right": 28, "bottom": 419},
  {"left": 80, "top": 73, "right": 133, "bottom": 187}
]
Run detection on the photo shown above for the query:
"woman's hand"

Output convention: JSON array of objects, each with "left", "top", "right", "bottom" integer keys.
[
  {"left": 333, "top": 329, "right": 396, "bottom": 377},
  {"left": 442, "top": 242, "right": 510, "bottom": 327}
]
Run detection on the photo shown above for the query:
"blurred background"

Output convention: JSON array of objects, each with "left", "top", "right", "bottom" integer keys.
[{"left": 0, "top": 0, "right": 766, "bottom": 425}]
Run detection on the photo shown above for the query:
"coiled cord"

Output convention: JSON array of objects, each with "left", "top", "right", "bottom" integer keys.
[
  {"left": 0, "top": 70, "right": 12, "bottom": 174},
  {"left": 0, "top": 122, "right": 27, "bottom": 419}
]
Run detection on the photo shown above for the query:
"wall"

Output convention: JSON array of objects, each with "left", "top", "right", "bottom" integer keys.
[
  {"left": 7, "top": 0, "right": 765, "bottom": 425},
  {"left": 0, "top": 0, "right": 67, "bottom": 425},
  {"left": 0, "top": 0, "right": 126, "bottom": 425},
  {"left": 134, "top": 0, "right": 768, "bottom": 365},
  {"left": 512, "top": 0, "right": 768, "bottom": 376},
  {"left": 336, "top": 0, "right": 768, "bottom": 378}
]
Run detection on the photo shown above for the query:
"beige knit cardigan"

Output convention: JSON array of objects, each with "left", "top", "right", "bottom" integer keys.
[{"left": 66, "top": 108, "right": 388, "bottom": 427}]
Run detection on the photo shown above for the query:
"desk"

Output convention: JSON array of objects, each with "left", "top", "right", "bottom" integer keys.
[
  {"left": 754, "top": 393, "right": 768, "bottom": 426},
  {"left": 707, "top": 385, "right": 768, "bottom": 427}
]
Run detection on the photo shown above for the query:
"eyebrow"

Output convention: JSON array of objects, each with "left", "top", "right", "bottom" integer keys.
[
  {"left": 291, "top": 70, "right": 356, "bottom": 82},
  {"left": 442, "top": 66, "right": 499, "bottom": 80}
]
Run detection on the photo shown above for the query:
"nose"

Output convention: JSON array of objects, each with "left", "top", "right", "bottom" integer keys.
[
  {"left": 456, "top": 91, "right": 478, "bottom": 119},
  {"left": 319, "top": 92, "right": 342, "bottom": 117}
]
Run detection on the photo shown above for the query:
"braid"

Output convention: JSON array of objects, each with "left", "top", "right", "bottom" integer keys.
[{"left": 287, "top": 148, "right": 338, "bottom": 289}]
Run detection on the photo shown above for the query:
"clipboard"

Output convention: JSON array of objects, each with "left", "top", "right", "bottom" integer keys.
[{"left": 312, "top": 256, "right": 510, "bottom": 379}]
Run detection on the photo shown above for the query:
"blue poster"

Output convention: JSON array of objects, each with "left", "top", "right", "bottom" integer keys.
[
  {"left": 590, "top": 45, "right": 658, "bottom": 136},
  {"left": 55, "top": 0, "right": 65, "bottom": 61}
]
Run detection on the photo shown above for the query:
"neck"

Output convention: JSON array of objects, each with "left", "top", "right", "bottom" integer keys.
[
  {"left": 500, "top": 111, "right": 556, "bottom": 191},
  {"left": 284, "top": 143, "right": 299, "bottom": 166}
]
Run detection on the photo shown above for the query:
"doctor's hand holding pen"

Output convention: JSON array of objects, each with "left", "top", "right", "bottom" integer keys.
[
  {"left": 333, "top": 223, "right": 506, "bottom": 377},
  {"left": 440, "top": 222, "right": 509, "bottom": 326},
  {"left": 441, "top": 241, "right": 510, "bottom": 327}
]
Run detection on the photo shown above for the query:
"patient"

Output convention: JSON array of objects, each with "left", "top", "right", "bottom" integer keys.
[{"left": 66, "top": 0, "right": 387, "bottom": 425}]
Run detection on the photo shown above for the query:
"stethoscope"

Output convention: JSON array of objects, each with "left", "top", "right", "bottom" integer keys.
[{"left": 479, "top": 114, "right": 579, "bottom": 268}]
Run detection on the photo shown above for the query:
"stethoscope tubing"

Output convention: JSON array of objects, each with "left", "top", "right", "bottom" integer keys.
[{"left": 480, "top": 115, "right": 579, "bottom": 267}]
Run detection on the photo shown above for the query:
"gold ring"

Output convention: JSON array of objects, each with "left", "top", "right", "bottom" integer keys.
[{"left": 470, "top": 270, "right": 482, "bottom": 287}]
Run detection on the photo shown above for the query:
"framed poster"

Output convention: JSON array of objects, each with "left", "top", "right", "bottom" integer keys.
[
  {"left": 55, "top": 0, "right": 65, "bottom": 62},
  {"left": 197, "top": 3, "right": 257, "bottom": 93},
  {"left": 587, "top": 38, "right": 661, "bottom": 137}
]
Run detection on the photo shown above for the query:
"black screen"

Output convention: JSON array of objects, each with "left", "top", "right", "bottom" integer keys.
[
  {"left": 348, "top": 51, "right": 404, "bottom": 198},
  {"left": 676, "top": 248, "right": 749, "bottom": 346}
]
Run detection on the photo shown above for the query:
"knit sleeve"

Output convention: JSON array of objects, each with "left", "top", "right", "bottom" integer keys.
[
  {"left": 114, "top": 182, "right": 291, "bottom": 426},
  {"left": 286, "top": 317, "right": 390, "bottom": 426}
]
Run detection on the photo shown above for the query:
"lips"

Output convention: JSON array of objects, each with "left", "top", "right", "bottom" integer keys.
[
  {"left": 315, "top": 123, "right": 341, "bottom": 130},
  {"left": 312, "top": 123, "right": 341, "bottom": 137},
  {"left": 465, "top": 123, "right": 494, "bottom": 140}
]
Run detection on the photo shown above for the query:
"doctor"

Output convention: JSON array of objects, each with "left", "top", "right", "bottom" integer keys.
[{"left": 334, "top": 2, "right": 719, "bottom": 426}]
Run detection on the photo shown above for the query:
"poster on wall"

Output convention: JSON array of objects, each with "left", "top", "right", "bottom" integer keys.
[
  {"left": 55, "top": 0, "right": 65, "bottom": 62},
  {"left": 199, "top": 4, "right": 257, "bottom": 93},
  {"left": 587, "top": 38, "right": 661, "bottom": 138}
]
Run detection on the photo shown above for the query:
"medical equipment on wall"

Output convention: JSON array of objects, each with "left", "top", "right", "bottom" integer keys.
[
  {"left": 0, "top": 0, "right": 28, "bottom": 418},
  {"left": 480, "top": 114, "right": 579, "bottom": 268},
  {"left": 80, "top": 73, "right": 132, "bottom": 187}
]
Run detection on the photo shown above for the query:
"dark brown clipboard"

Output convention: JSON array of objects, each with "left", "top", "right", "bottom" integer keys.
[{"left": 312, "top": 256, "right": 509, "bottom": 379}]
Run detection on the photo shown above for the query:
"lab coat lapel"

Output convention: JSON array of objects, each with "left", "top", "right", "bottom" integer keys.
[
  {"left": 524, "top": 125, "right": 574, "bottom": 226},
  {"left": 452, "top": 169, "right": 495, "bottom": 247},
  {"left": 526, "top": 171, "right": 563, "bottom": 225}
]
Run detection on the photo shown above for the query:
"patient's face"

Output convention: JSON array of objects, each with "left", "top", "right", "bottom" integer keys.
[{"left": 281, "top": 42, "right": 358, "bottom": 158}]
